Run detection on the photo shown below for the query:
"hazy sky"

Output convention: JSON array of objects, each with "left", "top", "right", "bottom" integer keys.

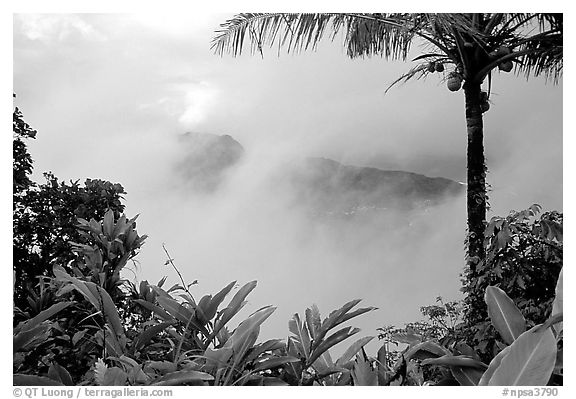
[{"left": 12, "top": 13, "right": 563, "bottom": 348}]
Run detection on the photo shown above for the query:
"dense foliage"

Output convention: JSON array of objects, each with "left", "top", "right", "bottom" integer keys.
[
  {"left": 13, "top": 102, "right": 562, "bottom": 386},
  {"left": 460, "top": 205, "right": 563, "bottom": 360},
  {"left": 13, "top": 102, "right": 127, "bottom": 311}
]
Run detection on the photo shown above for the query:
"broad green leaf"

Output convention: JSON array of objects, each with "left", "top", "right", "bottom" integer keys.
[
  {"left": 308, "top": 326, "right": 359, "bottom": 366},
  {"left": 88, "top": 218, "right": 102, "bottom": 235},
  {"left": 351, "top": 349, "right": 377, "bottom": 386},
  {"left": 244, "top": 339, "right": 284, "bottom": 364},
  {"left": 204, "top": 281, "right": 236, "bottom": 322},
  {"left": 134, "top": 299, "right": 173, "bottom": 321},
  {"left": 225, "top": 306, "right": 275, "bottom": 354},
  {"left": 216, "top": 325, "right": 231, "bottom": 346},
  {"left": 194, "top": 294, "right": 212, "bottom": 325},
  {"left": 151, "top": 370, "right": 214, "bottom": 386},
  {"left": 225, "top": 330, "right": 259, "bottom": 380},
  {"left": 95, "top": 327, "right": 125, "bottom": 358},
  {"left": 204, "top": 347, "right": 233, "bottom": 373},
  {"left": 390, "top": 330, "right": 422, "bottom": 346},
  {"left": 253, "top": 356, "right": 300, "bottom": 372},
  {"left": 47, "top": 363, "right": 74, "bottom": 386},
  {"left": 102, "top": 367, "right": 127, "bottom": 386},
  {"left": 534, "top": 313, "right": 563, "bottom": 333},
  {"left": 421, "top": 355, "right": 487, "bottom": 370},
  {"left": 262, "top": 377, "right": 289, "bottom": 386},
  {"left": 13, "top": 324, "right": 51, "bottom": 353},
  {"left": 376, "top": 344, "right": 388, "bottom": 386},
  {"left": 551, "top": 268, "right": 563, "bottom": 333},
  {"left": 288, "top": 313, "right": 311, "bottom": 358},
  {"left": 485, "top": 286, "right": 526, "bottom": 344},
  {"left": 144, "top": 360, "right": 178, "bottom": 374},
  {"left": 454, "top": 342, "right": 481, "bottom": 360},
  {"left": 478, "top": 346, "right": 511, "bottom": 386},
  {"left": 312, "top": 299, "right": 374, "bottom": 352},
  {"left": 113, "top": 355, "right": 139, "bottom": 369},
  {"left": 210, "top": 281, "right": 257, "bottom": 341},
  {"left": 157, "top": 276, "right": 167, "bottom": 288},
  {"left": 450, "top": 366, "right": 485, "bottom": 386},
  {"left": 336, "top": 336, "right": 374, "bottom": 367},
  {"left": 15, "top": 302, "right": 73, "bottom": 334},
  {"left": 156, "top": 296, "right": 209, "bottom": 336},
  {"left": 305, "top": 304, "right": 322, "bottom": 340},
  {"left": 313, "top": 350, "right": 339, "bottom": 382},
  {"left": 487, "top": 324, "right": 557, "bottom": 386},
  {"left": 111, "top": 214, "right": 128, "bottom": 239},
  {"left": 404, "top": 340, "right": 450, "bottom": 361},
  {"left": 285, "top": 338, "right": 304, "bottom": 381},
  {"left": 13, "top": 374, "right": 63, "bottom": 386},
  {"left": 132, "top": 321, "right": 175, "bottom": 353},
  {"left": 103, "top": 209, "right": 114, "bottom": 237},
  {"left": 336, "top": 306, "right": 377, "bottom": 327},
  {"left": 53, "top": 266, "right": 125, "bottom": 343},
  {"left": 156, "top": 296, "right": 194, "bottom": 324},
  {"left": 318, "top": 300, "right": 362, "bottom": 338}
]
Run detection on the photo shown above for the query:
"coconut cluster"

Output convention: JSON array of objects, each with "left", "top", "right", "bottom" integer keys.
[
  {"left": 489, "top": 46, "right": 514, "bottom": 73},
  {"left": 427, "top": 61, "right": 445, "bottom": 73}
]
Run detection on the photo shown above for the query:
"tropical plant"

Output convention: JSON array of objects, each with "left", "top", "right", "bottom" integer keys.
[
  {"left": 14, "top": 277, "right": 378, "bottom": 386},
  {"left": 280, "top": 301, "right": 376, "bottom": 385},
  {"left": 211, "top": 13, "right": 563, "bottom": 274},
  {"left": 419, "top": 275, "right": 562, "bottom": 386},
  {"left": 460, "top": 204, "right": 562, "bottom": 359},
  {"left": 14, "top": 208, "right": 378, "bottom": 386},
  {"left": 13, "top": 206, "right": 147, "bottom": 382},
  {"left": 13, "top": 99, "right": 127, "bottom": 310}
]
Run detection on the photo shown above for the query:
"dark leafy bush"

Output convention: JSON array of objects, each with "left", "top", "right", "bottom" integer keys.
[{"left": 460, "top": 205, "right": 562, "bottom": 360}]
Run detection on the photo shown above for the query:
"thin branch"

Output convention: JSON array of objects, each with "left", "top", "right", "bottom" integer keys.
[{"left": 161, "top": 243, "right": 195, "bottom": 302}]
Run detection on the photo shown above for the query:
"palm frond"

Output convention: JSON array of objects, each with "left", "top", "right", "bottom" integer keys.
[
  {"left": 212, "top": 13, "right": 419, "bottom": 61},
  {"left": 212, "top": 13, "right": 562, "bottom": 84},
  {"left": 489, "top": 13, "right": 562, "bottom": 82},
  {"left": 384, "top": 63, "right": 429, "bottom": 93}
]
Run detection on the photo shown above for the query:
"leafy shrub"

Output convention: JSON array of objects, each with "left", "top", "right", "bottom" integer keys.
[
  {"left": 460, "top": 205, "right": 562, "bottom": 359},
  {"left": 13, "top": 211, "right": 378, "bottom": 386},
  {"left": 13, "top": 101, "right": 127, "bottom": 310},
  {"left": 12, "top": 100, "right": 564, "bottom": 387},
  {"left": 420, "top": 275, "right": 563, "bottom": 386}
]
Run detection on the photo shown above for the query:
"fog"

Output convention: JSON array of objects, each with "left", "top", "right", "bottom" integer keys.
[
  {"left": 122, "top": 131, "right": 468, "bottom": 346},
  {"left": 13, "top": 13, "right": 562, "bottom": 352}
]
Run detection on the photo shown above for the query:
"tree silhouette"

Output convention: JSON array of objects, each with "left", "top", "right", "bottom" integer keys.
[{"left": 211, "top": 13, "right": 562, "bottom": 274}]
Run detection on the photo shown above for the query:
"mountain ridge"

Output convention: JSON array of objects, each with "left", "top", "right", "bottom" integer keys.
[{"left": 174, "top": 132, "right": 464, "bottom": 214}]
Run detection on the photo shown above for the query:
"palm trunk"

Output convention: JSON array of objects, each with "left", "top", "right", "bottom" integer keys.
[{"left": 463, "top": 81, "right": 487, "bottom": 274}]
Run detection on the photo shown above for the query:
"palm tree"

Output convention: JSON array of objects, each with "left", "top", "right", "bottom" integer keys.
[{"left": 211, "top": 13, "right": 562, "bottom": 274}]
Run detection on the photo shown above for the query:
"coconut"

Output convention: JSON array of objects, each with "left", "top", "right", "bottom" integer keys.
[
  {"left": 435, "top": 63, "right": 445, "bottom": 72},
  {"left": 480, "top": 101, "right": 490, "bottom": 113},
  {"left": 489, "top": 45, "right": 512, "bottom": 59},
  {"left": 498, "top": 60, "right": 513, "bottom": 72},
  {"left": 496, "top": 45, "right": 511, "bottom": 57},
  {"left": 447, "top": 73, "right": 462, "bottom": 92},
  {"left": 427, "top": 62, "right": 436, "bottom": 73}
]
